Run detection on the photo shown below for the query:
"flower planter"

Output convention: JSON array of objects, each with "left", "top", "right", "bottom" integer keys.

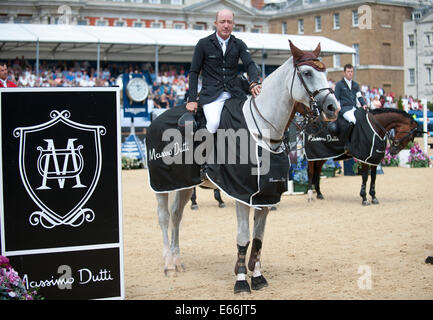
[
  {"left": 398, "top": 149, "right": 410, "bottom": 168},
  {"left": 293, "top": 182, "right": 308, "bottom": 193},
  {"left": 321, "top": 167, "right": 336, "bottom": 178}
]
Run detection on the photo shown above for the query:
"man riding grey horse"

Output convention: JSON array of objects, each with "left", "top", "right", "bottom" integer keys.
[{"left": 186, "top": 9, "right": 262, "bottom": 134}]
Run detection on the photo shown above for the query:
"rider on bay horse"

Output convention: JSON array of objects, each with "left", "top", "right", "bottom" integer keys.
[{"left": 334, "top": 64, "right": 368, "bottom": 151}]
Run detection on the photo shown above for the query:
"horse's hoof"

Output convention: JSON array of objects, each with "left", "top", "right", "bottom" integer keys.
[
  {"left": 164, "top": 268, "right": 177, "bottom": 277},
  {"left": 218, "top": 202, "right": 226, "bottom": 208},
  {"left": 191, "top": 204, "right": 198, "bottom": 210},
  {"left": 234, "top": 280, "right": 251, "bottom": 294},
  {"left": 270, "top": 206, "right": 277, "bottom": 211},
  {"left": 317, "top": 193, "right": 324, "bottom": 200},
  {"left": 371, "top": 198, "right": 379, "bottom": 205},
  {"left": 251, "top": 275, "right": 268, "bottom": 291},
  {"left": 425, "top": 256, "right": 433, "bottom": 264},
  {"left": 307, "top": 190, "right": 314, "bottom": 202},
  {"left": 362, "top": 200, "right": 370, "bottom": 206}
]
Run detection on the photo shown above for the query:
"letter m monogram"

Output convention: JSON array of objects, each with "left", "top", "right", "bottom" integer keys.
[{"left": 37, "top": 138, "right": 86, "bottom": 190}]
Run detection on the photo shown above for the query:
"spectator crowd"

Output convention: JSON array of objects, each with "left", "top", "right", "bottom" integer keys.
[
  {"left": 3, "top": 57, "right": 428, "bottom": 112},
  {"left": 3, "top": 57, "right": 191, "bottom": 108}
]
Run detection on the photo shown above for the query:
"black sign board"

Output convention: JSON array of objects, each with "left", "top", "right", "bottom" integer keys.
[{"left": 0, "top": 87, "right": 124, "bottom": 299}]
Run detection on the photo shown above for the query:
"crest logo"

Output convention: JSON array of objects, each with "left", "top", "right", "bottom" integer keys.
[{"left": 13, "top": 110, "right": 106, "bottom": 229}]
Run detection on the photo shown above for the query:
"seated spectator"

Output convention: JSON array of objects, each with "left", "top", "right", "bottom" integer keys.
[
  {"left": 371, "top": 95, "right": 382, "bottom": 109},
  {"left": 154, "top": 93, "right": 169, "bottom": 109}
]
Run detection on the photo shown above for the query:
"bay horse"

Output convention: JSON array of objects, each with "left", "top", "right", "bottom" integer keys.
[
  {"left": 302, "top": 107, "right": 420, "bottom": 205},
  {"left": 148, "top": 41, "right": 340, "bottom": 294}
]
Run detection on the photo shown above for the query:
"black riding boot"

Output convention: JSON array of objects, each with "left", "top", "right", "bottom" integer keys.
[{"left": 343, "top": 122, "right": 355, "bottom": 154}]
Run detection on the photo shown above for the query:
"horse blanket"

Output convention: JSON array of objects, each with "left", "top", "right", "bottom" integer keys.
[
  {"left": 206, "top": 98, "right": 290, "bottom": 207},
  {"left": 146, "top": 98, "right": 290, "bottom": 207},
  {"left": 304, "top": 108, "right": 386, "bottom": 166}
]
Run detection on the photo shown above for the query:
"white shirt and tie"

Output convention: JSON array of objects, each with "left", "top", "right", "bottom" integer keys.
[
  {"left": 203, "top": 34, "right": 232, "bottom": 133},
  {"left": 216, "top": 33, "right": 229, "bottom": 56}
]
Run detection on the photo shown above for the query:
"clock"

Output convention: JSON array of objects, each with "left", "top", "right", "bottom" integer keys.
[{"left": 126, "top": 77, "right": 149, "bottom": 103}]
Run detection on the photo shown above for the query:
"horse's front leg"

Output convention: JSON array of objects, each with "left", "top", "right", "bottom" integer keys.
[
  {"left": 168, "top": 188, "right": 193, "bottom": 275},
  {"left": 307, "top": 161, "right": 315, "bottom": 202},
  {"left": 369, "top": 165, "right": 379, "bottom": 204},
  {"left": 314, "top": 160, "right": 325, "bottom": 199},
  {"left": 360, "top": 163, "right": 370, "bottom": 206},
  {"left": 248, "top": 207, "right": 269, "bottom": 291},
  {"left": 234, "top": 201, "right": 251, "bottom": 294},
  {"left": 156, "top": 193, "right": 172, "bottom": 275}
]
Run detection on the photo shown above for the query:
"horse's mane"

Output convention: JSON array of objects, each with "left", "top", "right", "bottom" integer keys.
[{"left": 370, "top": 108, "right": 417, "bottom": 124}]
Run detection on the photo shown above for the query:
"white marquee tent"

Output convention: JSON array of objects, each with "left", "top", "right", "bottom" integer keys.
[{"left": 0, "top": 23, "right": 356, "bottom": 75}]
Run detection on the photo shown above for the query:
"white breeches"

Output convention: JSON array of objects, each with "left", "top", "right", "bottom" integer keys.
[
  {"left": 343, "top": 106, "right": 357, "bottom": 124},
  {"left": 202, "top": 91, "right": 231, "bottom": 133}
]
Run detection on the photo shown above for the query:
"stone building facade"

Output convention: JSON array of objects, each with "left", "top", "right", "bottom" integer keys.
[
  {"left": 268, "top": 0, "right": 417, "bottom": 97},
  {"left": 0, "top": 0, "right": 267, "bottom": 33},
  {"left": 404, "top": 8, "right": 433, "bottom": 102}
]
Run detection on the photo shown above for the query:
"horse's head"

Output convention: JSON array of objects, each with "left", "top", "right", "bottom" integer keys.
[
  {"left": 388, "top": 112, "right": 422, "bottom": 155},
  {"left": 288, "top": 40, "right": 340, "bottom": 122},
  {"left": 371, "top": 108, "right": 423, "bottom": 155}
]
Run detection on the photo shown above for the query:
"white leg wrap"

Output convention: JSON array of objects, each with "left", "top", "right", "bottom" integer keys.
[
  {"left": 252, "top": 261, "right": 262, "bottom": 277},
  {"left": 236, "top": 273, "right": 246, "bottom": 281}
]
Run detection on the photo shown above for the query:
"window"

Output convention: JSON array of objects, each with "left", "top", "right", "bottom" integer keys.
[
  {"left": 171, "top": 0, "right": 183, "bottom": 4},
  {"left": 298, "top": 19, "right": 304, "bottom": 34},
  {"left": 77, "top": 19, "right": 88, "bottom": 25},
  {"left": 251, "top": 26, "right": 262, "bottom": 33},
  {"left": 352, "top": 10, "right": 359, "bottom": 27},
  {"left": 173, "top": 23, "right": 185, "bottom": 29},
  {"left": 408, "top": 34, "right": 415, "bottom": 47},
  {"left": 427, "top": 34, "right": 431, "bottom": 46},
  {"left": 193, "top": 22, "right": 206, "bottom": 30},
  {"left": 16, "top": 14, "right": 32, "bottom": 24},
  {"left": 315, "top": 16, "right": 322, "bottom": 32},
  {"left": 115, "top": 21, "right": 125, "bottom": 27},
  {"left": 234, "top": 24, "right": 245, "bottom": 32},
  {"left": 409, "top": 68, "right": 415, "bottom": 85},
  {"left": 282, "top": 22, "right": 287, "bottom": 34},
  {"left": 428, "top": 67, "right": 432, "bottom": 84},
  {"left": 333, "top": 54, "right": 341, "bottom": 68},
  {"left": 149, "top": 0, "right": 160, "bottom": 3},
  {"left": 151, "top": 22, "right": 162, "bottom": 28},
  {"left": 134, "top": 22, "right": 143, "bottom": 27},
  {"left": 96, "top": 20, "right": 107, "bottom": 26},
  {"left": 352, "top": 43, "right": 360, "bottom": 66},
  {"left": 333, "top": 13, "right": 340, "bottom": 29},
  {"left": 382, "top": 43, "right": 391, "bottom": 65}
]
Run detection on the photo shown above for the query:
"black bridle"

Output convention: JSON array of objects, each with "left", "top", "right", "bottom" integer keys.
[
  {"left": 249, "top": 62, "right": 335, "bottom": 152},
  {"left": 367, "top": 110, "right": 423, "bottom": 154},
  {"left": 289, "top": 64, "right": 335, "bottom": 135},
  {"left": 290, "top": 64, "right": 335, "bottom": 117}
]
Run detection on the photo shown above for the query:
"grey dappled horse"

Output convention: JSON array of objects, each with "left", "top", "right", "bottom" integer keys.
[{"left": 152, "top": 42, "right": 340, "bottom": 294}]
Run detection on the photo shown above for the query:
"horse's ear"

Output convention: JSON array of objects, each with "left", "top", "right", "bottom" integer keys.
[
  {"left": 289, "top": 40, "right": 304, "bottom": 62},
  {"left": 313, "top": 43, "right": 321, "bottom": 58}
]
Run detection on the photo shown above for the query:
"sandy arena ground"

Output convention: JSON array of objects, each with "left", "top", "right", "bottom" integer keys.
[{"left": 122, "top": 138, "right": 433, "bottom": 300}]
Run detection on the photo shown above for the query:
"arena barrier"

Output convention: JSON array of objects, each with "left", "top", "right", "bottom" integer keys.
[{"left": 0, "top": 87, "right": 124, "bottom": 299}]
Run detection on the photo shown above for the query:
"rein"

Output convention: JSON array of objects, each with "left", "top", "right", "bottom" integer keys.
[
  {"left": 249, "top": 97, "right": 284, "bottom": 153},
  {"left": 367, "top": 109, "right": 419, "bottom": 150}
]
